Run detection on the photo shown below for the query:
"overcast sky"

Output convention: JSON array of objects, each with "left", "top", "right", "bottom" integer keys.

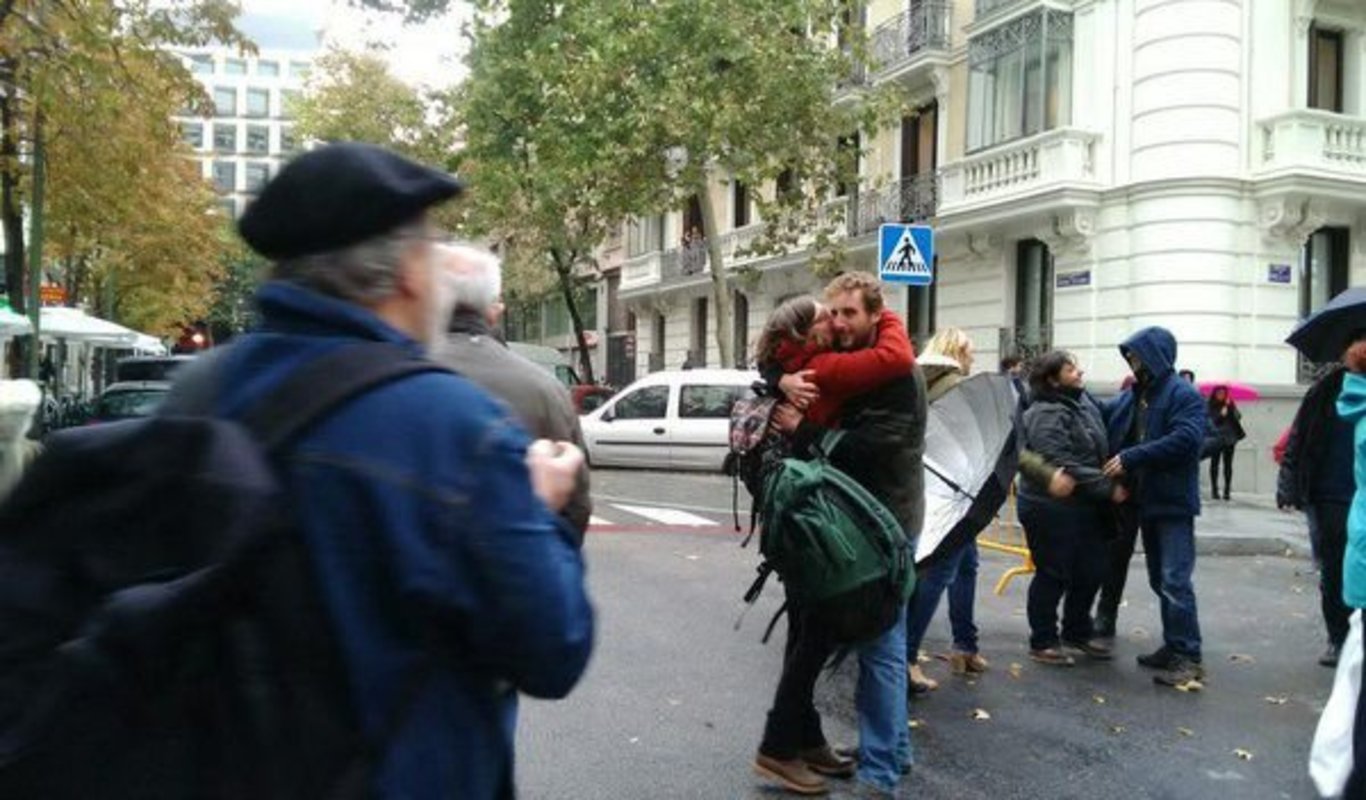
[{"left": 238, "top": 0, "right": 473, "bottom": 89}]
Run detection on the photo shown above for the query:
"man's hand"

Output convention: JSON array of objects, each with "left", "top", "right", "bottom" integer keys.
[
  {"left": 1047, "top": 468, "right": 1076, "bottom": 499},
  {"left": 778, "top": 370, "right": 819, "bottom": 411},
  {"left": 771, "top": 403, "right": 804, "bottom": 434},
  {"left": 526, "top": 439, "right": 584, "bottom": 512},
  {"left": 1111, "top": 483, "right": 1130, "bottom": 504},
  {"left": 1102, "top": 455, "right": 1126, "bottom": 478}
]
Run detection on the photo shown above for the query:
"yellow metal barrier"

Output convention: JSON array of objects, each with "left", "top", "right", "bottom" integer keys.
[{"left": 976, "top": 483, "right": 1034, "bottom": 595}]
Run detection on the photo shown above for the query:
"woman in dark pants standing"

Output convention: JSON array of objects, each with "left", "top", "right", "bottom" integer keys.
[
  {"left": 1016, "top": 351, "right": 1128, "bottom": 665},
  {"left": 1206, "top": 385, "right": 1245, "bottom": 500}
]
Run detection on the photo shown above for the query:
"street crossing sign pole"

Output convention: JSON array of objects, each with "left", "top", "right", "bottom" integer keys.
[{"left": 877, "top": 224, "right": 934, "bottom": 286}]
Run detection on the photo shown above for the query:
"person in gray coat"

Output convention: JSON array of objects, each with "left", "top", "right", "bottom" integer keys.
[{"left": 432, "top": 243, "right": 592, "bottom": 541}]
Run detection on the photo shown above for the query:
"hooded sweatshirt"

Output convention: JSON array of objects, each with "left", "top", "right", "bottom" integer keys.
[
  {"left": 1336, "top": 372, "right": 1366, "bottom": 608},
  {"left": 1100, "top": 326, "right": 1207, "bottom": 519}
]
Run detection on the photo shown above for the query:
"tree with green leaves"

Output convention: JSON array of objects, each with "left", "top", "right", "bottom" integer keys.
[{"left": 460, "top": 0, "right": 898, "bottom": 370}]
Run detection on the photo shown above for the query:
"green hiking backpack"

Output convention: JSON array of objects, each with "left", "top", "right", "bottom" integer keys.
[{"left": 741, "top": 431, "right": 915, "bottom": 645}]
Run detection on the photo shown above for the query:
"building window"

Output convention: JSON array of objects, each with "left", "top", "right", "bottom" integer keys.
[
  {"left": 179, "top": 121, "right": 203, "bottom": 150},
  {"left": 244, "top": 162, "right": 270, "bottom": 193},
  {"left": 543, "top": 286, "right": 597, "bottom": 336},
  {"left": 289, "top": 61, "right": 311, "bottom": 78},
  {"left": 733, "top": 181, "right": 750, "bottom": 228},
  {"left": 281, "top": 89, "right": 301, "bottom": 120},
  {"left": 967, "top": 10, "right": 1073, "bottom": 151},
  {"left": 213, "top": 87, "right": 236, "bottom": 117},
  {"left": 690, "top": 297, "right": 708, "bottom": 367},
  {"left": 245, "top": 88, "right": 270, "bottom": 118},
  {"left": 279, "top": 126, "right": 298, "bottom": 154},
  {"left": 224, "top": 58, "right": 247, "bottom": 75},
  {"left": 628, "top": 215, "right": 665, "bottom": 256},
  {"left": 257, "top": 59, "right": 280, "bottom": 77},
  {"left": 212, "top": 123, "right": 237, "bottom": 153},
  {"left": 733, "top": 290, "right": 750, "bottom": 366},
  {"left": 906, "top": 278, "right": 937, "bottom": 349},
  {"left": 1309, "top": 24, "right": 1344, "bottom": 112},
  {"left": 212, "top": 160, "right": 236, "bottom": 193},
  {"left": 189, "top": 54, "right": 213, "bottom": 74},
  {"left": 1012, "top": 239, "right": 1053, "bottom": 356},
  {"left": 835, "top": 133, "right": 860, "bottom": 197},
  {"left": 1302, "top": 227, "right": 1350, "bottom": 318},
  {"left": 245, "top": 124, "right": 269, "bottom": 154}
]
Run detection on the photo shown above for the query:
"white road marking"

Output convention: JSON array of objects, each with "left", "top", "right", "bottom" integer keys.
[
  {"left": 609, "top": 504, "right": 719, "bottom": 527},
  {"left": 589, "top": 515, "right": 614, "bottom": 527}
]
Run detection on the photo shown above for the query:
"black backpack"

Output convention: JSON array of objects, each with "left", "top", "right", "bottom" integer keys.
[{"left": 0, "top": 343, "right": 445, "bottom": 800}]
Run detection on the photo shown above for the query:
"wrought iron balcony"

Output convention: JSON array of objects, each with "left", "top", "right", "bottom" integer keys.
[
  {"left": 999, "top": 324, "right": 1053, "bottom": 362},
  {"left": 848, "top": 173, "right": 939, "bottom": 237},
  {"left": 870, "top": 1, "right": 951, "bottom": 78},
  {"left": 976, "top": 0, "right": 1024, "bottom": 18}
]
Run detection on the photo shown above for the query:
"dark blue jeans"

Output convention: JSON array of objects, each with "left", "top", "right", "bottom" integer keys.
[
  {"left": 1018, "top": 495, "right": 1108, "bottom": 651},
  {"left": 904, "top": 540, "right": 979, "bottom": 658},
  {"left": 1141, "top": 516, "right": 1202, "bottom": 660}
]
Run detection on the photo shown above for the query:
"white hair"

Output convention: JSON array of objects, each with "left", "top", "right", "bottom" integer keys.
[
  {"left": 0, "top": 380, "right": 41, "bottom": 501},
  {"left": 441, "top": 242, "right": 503, "bottom": 314}
]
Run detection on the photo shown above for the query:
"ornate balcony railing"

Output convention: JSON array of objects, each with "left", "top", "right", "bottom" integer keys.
[
  {"left": 999, "top": 324, "right": 1053, "bottom": 362},
  {"left": 976, "top": 0, "right": 1024, "bottom": 18},
  {"left": 940, "top": 127, "right": 1098, "bottom": 211},
  {"left": 870, "top": 1, "right": 951, "bottom": 76},
  {"left": 1257, "top": 109, "right": 1366, "bottom": 176},
  {"left": 849, "top": 173, "right": 939, "bottom": 236}
]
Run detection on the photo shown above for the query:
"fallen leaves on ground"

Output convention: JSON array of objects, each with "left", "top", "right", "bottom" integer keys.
[
  {"left": 1174, "top": 679, "right": 1205, "bottom": 692},
  {"left": 1093, "top": 695, "right": 1107, "bottom": 705},
  {"left": 971, "top": 709, "right": 992, "bottom": 721},
  {"left": 1234, "top": 748, "right": 1254, "bottom": 761},
  {"left": 1111, "top": 725, "right": 1126, "bottom": 734},
  {"left": 1264, "top": 696, "right": 1289, "bottom": 705},
  {"left": 1177, "top": 727, "right": 1194, "bottom": 737},
  {"left": 1291, "top": 585, "right": 1305, "bottom": 594},
  {"left": 1130, "top": 626, "right": 1151, "bottom": 640},
  {"left": 1229, "top": 653, "right": 1256, "bottom": 664},
  {"left": 1008, "top": 662, "right": 1023, "bottom": 680},
  {"left": 908, "top": 719, "right": 923, "bottom": 730}
]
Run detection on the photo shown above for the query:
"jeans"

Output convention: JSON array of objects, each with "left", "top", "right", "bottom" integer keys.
[
  {"left": 904, "top": 541, "right": 980, "bottom": 659},
  {"left": 1209, "top": 446, "right": 1234, "bottom": 497},
  {"left": 1141, "top": 516, "right": 1203, "bottom": 660},
  {"left": 1095, "top": 503, "right": 1140, "bottom": 627},
  {"left": 1019, "top": 495, "right": 1108, "bottom": 651},
  {"left": 1308, "top": 503, "right": 1352, "bottom": 647},
  {"left": 855, "top": 605, "right": 911, "bottom": 792},
  {"left": 759, "top": 607, "right": 835, "bottom": 759}
]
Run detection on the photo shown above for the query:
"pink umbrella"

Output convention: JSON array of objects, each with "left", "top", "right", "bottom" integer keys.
[{"left": 1197, "top": 381, "right": 1260, "bottom": 402}]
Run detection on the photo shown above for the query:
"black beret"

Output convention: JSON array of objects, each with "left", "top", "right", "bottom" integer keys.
[{"left": 238, "top": 142, "right": 463, "bottom": 260}]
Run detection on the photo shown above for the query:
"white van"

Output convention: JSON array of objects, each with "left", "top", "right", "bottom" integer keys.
[{"left": 579, "top": 369, "right": 760, "bottom": 471}]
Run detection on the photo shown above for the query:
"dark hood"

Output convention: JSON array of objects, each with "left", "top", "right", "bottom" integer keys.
[{"left": 1119, "top": 326, "right": 1178, "bottom": 382}]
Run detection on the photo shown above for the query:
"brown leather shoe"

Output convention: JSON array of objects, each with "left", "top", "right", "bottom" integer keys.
[
  {"left": 754, "top": 753, "right": 829, "bottom": 795},
  {"left": 800, "top": 744, "right": 855, "bottom": 778}
]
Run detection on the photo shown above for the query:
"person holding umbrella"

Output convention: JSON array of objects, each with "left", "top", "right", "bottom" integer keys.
[
  {"left": 1016, "top": 351, "right": 1128, "bottom": 665},
  {"left": 1206, "top": 385, "right": 1246, "bottom": 501}
]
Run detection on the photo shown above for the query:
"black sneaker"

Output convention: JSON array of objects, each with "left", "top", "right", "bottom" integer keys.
[
  {"left": 1137, "top": 646, "right": 1179, "bottom": 670},
  {"left": 1063, "top": 638, "right": 1114, "bottom": 660},
  {"left": 1321, "top": 643, "right": 1341, "bottom": 668},
  {"left": 1153, "top": 657, "right": 1206, "bottom": 687}
]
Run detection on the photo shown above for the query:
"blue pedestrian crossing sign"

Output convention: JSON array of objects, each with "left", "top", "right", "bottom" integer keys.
[{"left": 878, "top": 224, "right": 934, "bottom": 286}]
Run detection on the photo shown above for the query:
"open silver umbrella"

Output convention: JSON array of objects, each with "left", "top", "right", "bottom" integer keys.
[{"left": 917, "top": 373, "right": 1018, "bottom": 565}]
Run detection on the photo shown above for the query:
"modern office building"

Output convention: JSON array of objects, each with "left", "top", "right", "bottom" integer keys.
[{"left": 172, "top": 47, "right": 315, "bottom": 218}]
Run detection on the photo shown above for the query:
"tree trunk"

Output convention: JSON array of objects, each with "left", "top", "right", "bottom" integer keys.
[
  {"left": 697, "top": 185, "right": 732, "bottom": 368},
  {"left": 550, "top": 248, "right": 597, "bottom": 386},
  {"left": 1, "top": 81, "right": 31, "bottom": 377}
]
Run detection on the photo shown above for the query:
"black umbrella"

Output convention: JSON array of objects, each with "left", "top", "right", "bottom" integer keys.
[
  {"left": 917, "top": 373, "right": 1019, "bottom": 566},
  {"left": 1287, "top": 286, "right": 1366, "bottom": 363}
]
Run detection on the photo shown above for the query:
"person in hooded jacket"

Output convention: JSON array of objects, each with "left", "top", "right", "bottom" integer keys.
[
  {"left": 1331, "top": 334, "right": 1366, "bottom": 797},
  {"left": 1099, "top": 326, "right": 1208, "bottom": 687},
  {"left": 1016, "top": 351, "right": 1128, "bottom": 666}
]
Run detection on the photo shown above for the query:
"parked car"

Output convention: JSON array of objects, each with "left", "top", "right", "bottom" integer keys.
[
  {"left": 89, "top": 381, "right": 171, "bottom": 423},
  {"left": 115, "top": 355, "right": 195, "bottom": 383},
  {"left": 579, "top": 369, "right": 759, "bottom": 471},
  {"left": 507, "top": 341, "right": 614, "bottom": 413}
]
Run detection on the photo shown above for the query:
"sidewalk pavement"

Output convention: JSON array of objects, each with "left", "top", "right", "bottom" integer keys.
[{"left": 1198, "top": 494, "right": 1314, "bottom": 557}]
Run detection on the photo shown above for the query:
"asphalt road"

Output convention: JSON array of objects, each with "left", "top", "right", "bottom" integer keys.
[{"left": 517, "top": 470, "right": 1332, "bottom": 800}]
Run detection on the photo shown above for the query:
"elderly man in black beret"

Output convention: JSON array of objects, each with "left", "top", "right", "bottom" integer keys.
[{"left": 163, "top": 142, "right": 595, "bottom": 799}]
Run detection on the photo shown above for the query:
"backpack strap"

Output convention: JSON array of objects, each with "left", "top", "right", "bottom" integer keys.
[{"left": 239, "top": 342, "right": 449, "bottom": 451}]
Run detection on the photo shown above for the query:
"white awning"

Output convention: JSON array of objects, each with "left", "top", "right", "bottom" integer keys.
[
  {"left": 39, "top": 307, "right": 139, "bottom": 347},
  {"left": 0, "top": 306, "right": 31, "bottom": 336},
  {"left": 131, "top": 333, "right": 168, "bottom": 355}
]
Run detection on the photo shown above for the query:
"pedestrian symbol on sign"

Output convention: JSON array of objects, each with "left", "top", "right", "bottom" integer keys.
[{"left": 878, "top": 224, "right": 934, "bottom": 286}]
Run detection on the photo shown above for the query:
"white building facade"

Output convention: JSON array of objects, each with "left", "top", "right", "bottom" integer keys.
[
  {"left": 173, "top": 48, "right": 315, "bottom": 218},
  {"left": 616, "top": 0, "right": 1365, "bottom": 496}
]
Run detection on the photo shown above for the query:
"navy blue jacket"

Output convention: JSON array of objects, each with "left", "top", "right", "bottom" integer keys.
[
  {"left": 180, "top": 282, "right": 595, "bottom": 798},
  {"left": 1101, "top": 327, "right": 1206, "bottom": 520}
]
